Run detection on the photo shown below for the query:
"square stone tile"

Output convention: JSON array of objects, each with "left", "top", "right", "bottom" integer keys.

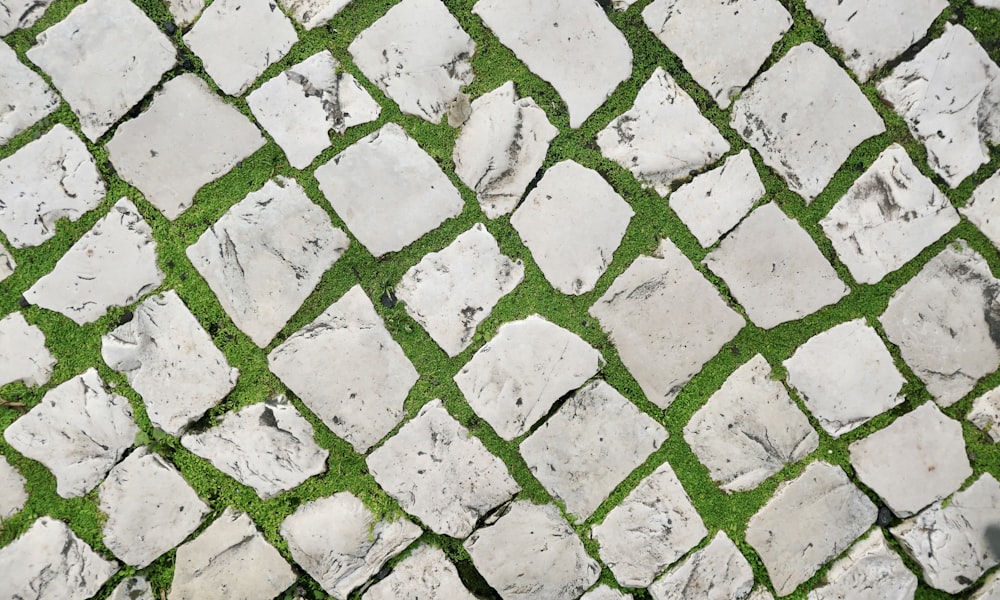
[
  {"left": 363, "top": 544, "right": 478, "bottom": 600},
  {"left": 0, "top": 311, "right": 56, "bottom": 388},
  {"left": 960, "top": 167, "right": 1000, "bottom": 250},
  {"left": 648, "top": 532, "right": 754, "bottom": 600},
  {"left": 26, "top": 0, "right": 175, "bottom": 141},
  {"left": 969, "top": 386, "right": 1000, "bottom": 442},
  {"left": 0, "top": 0, "right": 55, "bottom": 33},
  {"left": 511, "top": 160, "right": 634, "bottom": 295},
  {"left": 807, "top": 529, "right": 917, "bottom": 600},
  {"left": 0, "top": 40, "right": 59, "bottom": 144},
  {"left": 0, "top": 455, "right": 28, "bottom": 520}
]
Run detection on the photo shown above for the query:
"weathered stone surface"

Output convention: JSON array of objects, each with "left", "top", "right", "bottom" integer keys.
[
  {"left": 746, "top": 461, "right": 878, "bottom": 596},
  {"left": 0, "top": 311, "right": 55, "bottom": 388},
  {"left": 879, "top": 25, "right": 1000, "bottom": 187},
  {"left": 26, "top": 0, "right": 175, "bottom": 141},
  {"left": 891, "top": 473, "right": 1000, "bottom": 593},
  {"left": 363, "top": 544, "right": 478, "bottom": 600},
  {"left": 684, "top": 354, "right": 818, "bottom": 493},
  {"left": 973, "top": 572, "right": 1000, "bottom": 600},
  {"left": 109, "top": 576, "right": 155, "bottom": 600},
  {"left": 0, "top": 243, "right": 13, "bottom": 282},
  {"left": 107, "top": 74, "right": 266, "bottom": 220},
  {"left": 969, "top": 386, "right": 1000, "bottom": 442},
  {"left": 0, "top": 40, "right": 58, "bottom": 144},
  {"left": 279, "top": 0, "right": 349, "bottom": 29},
  {"left": 248, "top": 50, "right": 380, "bottom": 169},
  {"left": 821, "top": 144, "right": 959, "bottom": 284},
  {"left": 704, "top": 202, "right": 849, "bottom": 329},
  {"left": 453, "top": 81, "right": 558, "bottom": 218},
  {"left": 474, "top": 0, "right": 632, "bottom": 128},
  {"left": 98, "top": 447, "right": 210, "bottom": 568},
  {"left": 187, "top": 177, "right": 349, "bottom": 347},
  {"left": 642, "top": 0, "right": 791, "bottom": 108},
  {"left": 975, "top": 0, "right": 1000, "bottom": 7},
  {"left": 0, "top": 455, "right": 28, "bottom": 520},
  {"left": 315, "top": 123, "right": 463, "bottom": 257},
  {"left": 170, "top": 508, "right": 296, "bottom": 600},
  {"left": 164, "top": 0, "right": 202, "bottom": 25},
  {"left": 597, "top": 67, "right": 730, "bottom": 196},
  {"left": 367, "top": 399, "right": 520, "bottom": 538},
  {"left": 592, "top": 461, "right": 707, "bottom": 587},
  {"left": 749, "top": 588, "right": 776, "bottom": 600},
  {"left": 590, "top": 238, "right": 744, "bottom": 407},
  {"left": 648, "top": 532, "right": 754, "bottom": 600},
  {"left": 961, "top": 168, "right": 1000, "bottom": 251},
  {"left": 581, "top": 586, "right": 632, "bottom": 600},
  {"left": 102, "top": 290, "right": 239, "bottom": 436},
  {"left": 349, "top": 0, "right": 474, "bottom": 124},
  {"left": 807, "top": 529, "right": 917, "bottom": 600},
  {"left": 4, "top": 369, "right": 137, "bottom": 498},
  {"left": 0, "top": 0, "right": 54, "bottom": 33},
  {"left": 784, "top": 319, "right": 905, "bottom": 438},
  {"left": 732, "top": 43, "right": 885, "bottom": 202},
  {"left": 879, "top": 241, "right": 1000, "bottom": 406},
  {"left": 396, "top": 223, "right": 524, "bottom": 357},
  {"left": 0, "top": 124, "right": 105, "bottom": 248},
  {"left": 465, "top": 501, "right": 601, "bottom": 600},
  {"left": 280, "top": 492, "right": 422, "bottom": 599},
  {"left": 181, "top": 396, "right": 329, "bottom": 499}
]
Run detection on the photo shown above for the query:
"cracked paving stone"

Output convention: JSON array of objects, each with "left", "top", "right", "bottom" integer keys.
[
  {"left": 969, "top": 386, "right": 1000, "bottom": 442},
  {"left": 164, "top": 0, "right": 203, "bottom": 25},
  {"left": 109, "top": 576, "right": 154, "bottom": 600},
  {"left": 281, "top": 492, "right": 422, "bottom": 600},
  {"left": 581, "top": 586, "right": 633, "bottom": 600},
  {"left": 367, "top": 399, "right": 520, "bottom": 538},
  {"left": 362, "top": 544, "right": 478, "bottom": 600},
  {"left": 279, "top": 0, "right": 350, "bottom": 29},
  {"left": 648, "top": 531, "right": 754, "bottom": 600},
  {"left": 0, "top": 311, "right": 56, "bottom": 388},
  {"left": 0, "top": 243, "right": 13, "bottom": 282},
  {"left": 180, "top": 396, "right": 329, "bottom": 499},
  {"left": 974, "top": 572, "right": 1000, "bottom": 600},
  {"left": 187, "top": 177, "right": 349, "bottom": 347},
  {"left": 961, "top": 168, "right": 1000, "bottom": 251},
  {"left": 0, "top": 455, "right": 27, "bottom": 521},
  {"left": 0, "top": 0, "right": 55, "bottom": 33},
  {"left": 3, "top": 368, "right": 137, "bottom": 498},
  {"left": 807, "top": 529, "right": 917, "bottom": 600},
  {"left": 0, "top": 40, "right": 59, "bottom": 144}
]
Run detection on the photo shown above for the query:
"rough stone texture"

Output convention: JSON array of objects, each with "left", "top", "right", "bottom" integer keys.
[
  {"left": 101, "top": 290, "right": 239, "bottom": 436},
  {"left": 181, "top": 396, "right": 329, "bottom": 499},
  {"left": 0, "top": 123, "right": 105, "bottom": 248},
  {"left": 597, "top": 67, "right": 730, "bottom": 196},
  {"left": 187, "top": 177, "right": 349, "bottom": 347},
  {"left": 269, "top": 285, "right": 419, "bottom": 453},
  {"left": 0, "top": 0, "right": 54, "bottom": 33},
  {"left": 247, "top": 50, "right": 380, "bottom": 169},
  {"left": 0, "top": 311, "right": 56, "bottom": 388},
  {"left": 879, "top": 241, "right": 1000, "bottom": 407},
  {"left": 367, "top": 399, "right": 520, "bottom": 538},
  {"left": 164, "top": 0, "right": 203, "bottom": 25},
  {"left": 109, "top": 577, "right": 155, "bottom": 600},
  {"left": 474, "top": 0, "right": 632, "bottom": 128},
  {"left": 98, "top": 447, "right": 210, "bottom": 568},
  {"left": 348, "top": 0, "right": 475, "bottom": 124},
  {"left": 169, "top": 508, "right": 296, "bottom": 600},
  {"left": 453, "top": 81, "right": 558, "bottom": 218},
  {"left": 0, "top": 455, "right": 28, "bottom": 520},
  {"left": 363, "top": 544, "right": 478, "bottom": 600},
  {"left": 279, "top": 0, "right": 350, "bottom": 29},
  {"left": 0, "top": 517, "right": 118, "bottom": 600},
  {"left": 975, "top": 0, "right": 1000, "bottom": 7},
  {"left": 590, "top": 238, "right": 744, "bottom": 408},
  {"left": 581, "top": 586, "right": 633, "bottom": 600},
  {"left": 961, "top": 168, "right": 1000, "bottom": 251},
  {"left": 592, "top": 461, "right": 707, "bottom": 587},
  {"left": 26, "top": 0, "right": 175, "bottom": 141},
  {"left": 821, "top": 144, "right": 960, "bottom": 284},
  {"left": 0, "top": 243, "right": 13, "bottom": 282},
  {"left": 464, "top": 501, "right": 601, "bottom": 600},
  {"left": 749, "top": 588, "right": 776, "bottom": 600},
  {"left": 891, "top": 474, "right": 1000, "bottom": 593},
  {"left": 684, "top": 354, "right": 819, "bottom": 493},
  {"left": 511, "top": 161, "right": 634, "bottom": 295},
  {"left": 396, "top": 223, "right": 524, "bottom": 357},
  {"left": 969, "top": 386, "right": 1000, "bottom": 442},
  {"left": 746, "top": 461, "right": 878, "bottom": 596},
  {"left": 732, "top": 43, "right": 885, "bottom": 202},
  {"left": 784, "top": 319, "right": 905, "bottom": 438},
  {"left": 704, "top": 202, "right": 849, "bottom": 329},
  {"left": 106, "top": 74, "right": 266, "bottom": 220},
  {"left": 0, "top": 40, "right": 58, "bottom": 144},
  {"left": 4, "top": 368, "right": 137, "bottom": 498},
  {"left": 807, "top": 529, "right": 917, "bottom": 600},
  {"left": 973, "top": 573, "right": 1000, "bottom": 600},
  {"left": 648, "top": 532, "right": 754, "bottom": 600},
  {"left": 879, "top": 24, "right": 1000, "bottom": 188},
  {"left": 314, "top": 123, "right": 463, "bottom": 257},
  {"left": 454, "top": 314, "right": 603, "bottom": 441},
  {"left": 642, "top": 0, "right": 792, "bottom": 108},
  {"left": 280, "top": 492, "right": 422, "bottom": 599}
]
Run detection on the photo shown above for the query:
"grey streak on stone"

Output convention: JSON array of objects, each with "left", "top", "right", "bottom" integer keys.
[
  {"left": 164, "top": 0, "right": 203, "bottom": 25},
  {"left": 279, "top": 0, "right": 350, "bottom": 29},
  {"left": 0, "top": 455, "right": 28, "bottom": 520},
  {"left": 648, "top": 531, "right": 754, "bottom": 600},
  {"left": 581, "top": 586, "right": 633, "bottom": 600},
  {"left": 109, "top": 576, "right": 155, "bottom": 600},
  {"left": 0, "top": 0, "right": 55, "bottom": 33},
  {"left": 0, "top": 243, "right": 13, "bottom": 282},
  {"left": 969, "top": 386, "right": 1000, "bottom": 442},
  {"left": 961, "top": 168, "right": 1000, "bottom": 251},
  {"left": 807, "top": 529, "right": 917, "bottom": 600},
  {"left": 0, "top": 311, "right": 56, "bottom": 388},
  {"left": 362, "top": 544, "right": 478, "bottom": 600},
  {"left": 0, "top": 40, "right": 58, "bottom": 143}
]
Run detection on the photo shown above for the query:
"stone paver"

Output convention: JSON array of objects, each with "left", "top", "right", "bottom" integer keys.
[
  {"left": 164, "top": 0, "right": 202, "bottom": 25},
  {"left": 0, "top": 455, "right": 27, "bottom": 520},
  {"left": 961, "top": 168, "right": 1000, "bottom": 250},
  {"left": 0, "top": 311, "right": 56, "bottom": 388},
  {"left": 648, "top": 531, "right": 754, "bottom": 600},
  {"left": 582, "top": 586, "right": 633, "bottom": 600},
  {"left": 807, "top": 529, "right": 917, "bottom": 600},
  {"left": 0, "top": 244, "right": 13, "bottom": 282},
  {"left": 362, "top": 544, "right": 477, "bottom": 600},
  {"left": 0, "top": 40, "right": 58, "bottom": 144},
  {"left": 970, "top": 386, "right": 1000, "bottom": 442},
  {"left": 0, "top": 0, "right": 54, "bottom": 33},
  {"left": 109, "top": 577, "right": 154, "bottom": 600},
  {"left": 974, "top": 573, "right": 1000, "bottom": 600},
  {"left": 279, "top": 0, "right": 349, "bottom": 30}
]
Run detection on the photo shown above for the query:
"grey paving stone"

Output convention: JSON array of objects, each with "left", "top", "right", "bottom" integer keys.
[
  {"left": 362, "top": 544, "right": 477, "bottom": 600},
  {"left": 969, "top": 386, "right": 1000, "bottom": 442},
  {"left": 592, "top": 461, "right": 707, "bottom": 587},
  {"left": 187, "top": 177, "right": 349, "bottom": 347},
  {"left": 0, "top": 243, "right": 13, "bottom": 282},
  {"left": 0, "top": 0, "right": 54, "bottom": 33},
  {"left": 684, "top": 354, "right": 818, "bottom": 493},
  {"left": 973, "top": 572, "right": 1000, "bottom": 600},
  {"left": 454, "top": 314, "right": 603, "bottom": 441},
  {"left": 349, "top": 0, "right": 475, "bottom": 124},
  {"left": 453, "top": 81, "right": 558, "bottom": 219},
  {"left": 0, "top": 455, "right": 28, "bottom": 520},
  {"left": 590, "top": 238, "right": 744, "bottom": 408},
  {"left": 0, "top": 40, "right": 58, "bottom": 144},
  {"left": 732, "top": 43, "right": 885, "bottom": 202},
  {"left": 396, "top": 223, "right": 524, "bottom": 357},
  {"left": 0, "top": 123, "right": 105, "bottom": 248},
  {"left": 807, "top": 529, "right": 917, "bottom": 600},
  {"left": 642, "top": 0, "right": 791, "bottom": 108},
  {"left": 581, "top": 586, "right": 633, "bottom": 600},
  {"left": 648, "top": 531, "right": 754, "bottom": 600},
  {"left": 596, "top": 67, "right": 730, "bottom": 196},
  {"left": 247, "top": 50, "right": 380, "bottom": 169},
  {"left": 784, "top": 319, "right": 905, "bottom": 438},
  {"left": 98, "top": 447, "right": 210, "bottom": 568},
  {"left": 521, "top": 380, "right": 667, "bottom": 520},
  {"left": 0, "top": 311, "right": 56, "bottom": 388},
  {"left": 106, "top": 74, "right": 266, "bottom": 220},
  {"left": 102, "top": 290, "right": 239, "bottom": 436},
  {"left": 4, "top": 368, "right": 137, "bottom": 498},
  {"left": 464, "top": 501, "right": 601, "bottom": 600},
  {"left": 280, "top": 492, "right": 422, "bottom": 599},
  {"left": 25, "top": 0, "right": 175, "bottom": 141},
  {"left": 164, "top": 0, "right": 202, "bottom": 25},
  {"left": 961, "top": 168, "right": 1000, "bottom": 250},
  {"left": 108, "top": 576, "right": 154, "bottom": 600},
  {"left": 511, "top": 160, "right": 634, "bottom": 295},
  {"left": 367, "top": 399, "right": 519, "bottom": 537},
  {"left": 879, "top": 241, "right": 1000, "bottom": 406},
  {"left": 473, "top": 0, "right": 632, "bottom": 128},
  {"left": 314, "top": 123, "right": 463, "bottom": 257},
  {"left": 279, "top": 0, "right": 349, "bottom": 29}
]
